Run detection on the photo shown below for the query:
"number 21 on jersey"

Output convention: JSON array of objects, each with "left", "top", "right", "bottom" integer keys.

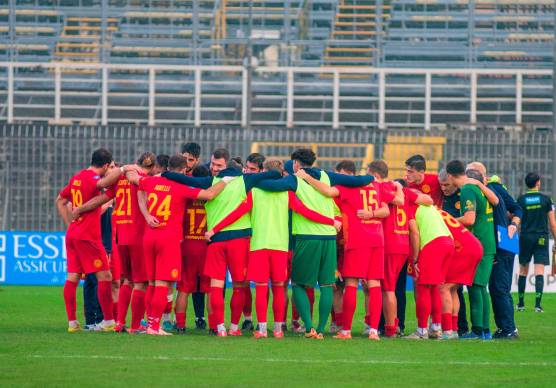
[{"left": 147, "top": 193, "right": 172, "bottom": 221}]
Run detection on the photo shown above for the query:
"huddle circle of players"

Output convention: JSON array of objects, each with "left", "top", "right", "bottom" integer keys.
[{"left": 55, "top": 144, "right": 555, "bottom": 340}]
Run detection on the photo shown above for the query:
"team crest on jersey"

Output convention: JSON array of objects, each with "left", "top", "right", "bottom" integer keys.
[
  {"left": 465, "top": 200, "right": 474, "bottom": 211},
  {"left": 421, "top": 184, "right": 430, "bottom": 193},
  {"left": 94, "top": 259, "right": 103, "bottom": 268},
  {"left": 171, "top": 269, "right": 179, "bottom": 279},
  {"left": 455, "top": 201, "right": 460, "bottom": 210}
]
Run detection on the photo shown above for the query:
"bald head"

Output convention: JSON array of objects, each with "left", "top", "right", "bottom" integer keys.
[{"left": 466, "top": 162, "right": 487, "bottom": 178}]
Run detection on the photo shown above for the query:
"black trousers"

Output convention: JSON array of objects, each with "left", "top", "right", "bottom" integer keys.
[
  {"left": 489, "top": 251, "right": 516, "bottom": 334},
  {"left": 457, "top": 286, "right": 469, "bottom": 335},
  {"left": 83, "top": 274, "right": 103, "bottom": 325}
]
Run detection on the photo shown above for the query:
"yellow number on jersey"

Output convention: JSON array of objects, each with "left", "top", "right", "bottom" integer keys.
[
  {"left": 187, "top": 208, "right": 207, "bottom": 235},
  {"left": 485, "top": 200, "right": 493, "bottom": 215},
  {"left": 439, "top": 209, "right": 461, "bottom": 228},
  {"left": 70, "top": 188, "right": 83, "bottom": 207},
  {"left": 147, "top": 192, "right": 172, "bottom": 221},
  {"left": 360, "top": 188, "right": 379, "bottom": 211},
  {"left": 396, "top": 207, "right": 407, "bottom": 227},
  {"left": 114, "top": 188, "right": 132, "bottom": 216}
]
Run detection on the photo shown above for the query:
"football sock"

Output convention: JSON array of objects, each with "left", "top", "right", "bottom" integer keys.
[
  {"left": 517, "top": 275, "right": 526, "bottom": 306},
  {"left": 97, "top": 280, "right": 114, "bottom": 321},
  {"left": 192, "top": 291, "right": 205, "bottom": 319},
  {"left": 271, "top": 285, "right": 286, "bottom": 323},
  {"left": 369, "top": 286, "right": 382, "bottom": 330},
  {"left": 316, "top": 286, "right": 333, "bottom": 334},
  {"left": 292, "top": 285, "right": 313, "bottom": 332},
  {"left": 441, "top": 312, "right": 452, "bottom": 332},
  {"left": 452, "top": 315, "right": 459, "bottom": 333},
  {"left": 164, "top": 292, "right": 173, "bottom": 314},
  {"left": 175, "top": 311, "right": 186, "bottom": 329},
  {"left": 210, "top": 286, "right": 225, "bottom": 326},
  {"left": 307, "top": 287, "right": 315, "bottom": 317},
  {"left": 231, "top": 287, "right": 245, "bottom": 325},
  {"left": 416, "top": 284, "right": 431, "bottom": 329},
  {"left": 145, "top": 285, "right": 155, "bottom": 319},
  {"left": 130, "top": 289, "right": 146, "bottom": 330},
  {"left": 481, "top": 286, "right": 490, "bottom": 332},
  {"left": 431, "top": 285, "right": 442, "bottom": 325},
  {"left": 117, "top": 283, "right": 132, "bottom": 325},
  {"left": 468, "top": 284, "right": 483, "bottom": 333},
  {"left": 364, "top": 314, "right": 371, "bottom": 326},
  {"left": 274, "top": 322, "right": 283, "bottom": 333},
  {"left": 335, "top": 312, "right": 344, "bottom": 328},
  {"left": 150, "top": 285, "right": 169, "bottom": 331},
  {"left": 255, "top": 285, "right": 269, "bottom": 324},
  {"left": 230, "top": 323, "right": 239, "bottom": 331},
  {"left": 243, "top": 285, "right": 253, "bottom": 317},
  {"left": 258, "top": 322, "right": 267, "bottom": 333},
  {"left": 535, "top": 275, "right": 544, "bottom": 307},
  {"left": 384, "top": 325, "right": 396, "bottom": 337},
  {"left": 63, "top": 280, "right": 78, "bottom": 321},
  {"left": 341, "top": 285, "right": 357, "bottom": 331}
]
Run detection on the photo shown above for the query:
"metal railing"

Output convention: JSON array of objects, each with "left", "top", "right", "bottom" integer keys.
[{"left": 0, "top": 62, "right": 553, "bottom": 130}]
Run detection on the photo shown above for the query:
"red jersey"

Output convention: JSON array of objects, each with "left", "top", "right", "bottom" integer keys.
[
  {"left": 111, "top": 171, "right": 147, "bottom": 245},
  {"left": 183, "top": 198, "right": 207, "bottom": 241},
  {"left": 60, "top": 169, "right": 104, "bottom": 241},
  {"left": 437, "top": 208, "right": 480, "bottom": 257},
  {"left": 408, "top": 173, "right": 443, "bottom": 208},
  {"left": 336, "top": 182, "right": 391, "bottom": 249},
  {"left": 138, "top": 176, "right": 202, "bottom": 238},
  {"left": 382, "top": 182, "right": 417, "bottom": 255}
]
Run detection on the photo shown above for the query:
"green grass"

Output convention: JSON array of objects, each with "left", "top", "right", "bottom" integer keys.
[{"left": 1, "top": 286, "right": 556, "bottom": 387}]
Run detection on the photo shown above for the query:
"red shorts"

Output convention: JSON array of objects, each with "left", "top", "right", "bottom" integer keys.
[
  {"left": 204, "top": 237, "right": 250, "bottom": 282},
  {"left": 247, "top": 249, "right": 289, "bottom": 283},
  {"left": 179, "top": 239, "right": 210, "bottom": 293},
  {"left": 416, "top": 236, "right": 454, "bottom": 286},
  {"left": 117, "top": 243, "right": 148, "bottom": 283},
  {"left": 66, "top": 238, "right": 109, "bottom": 275},
  {"left": 382, "top": 254, "right": 407, "bottom": 292},
  {"left": 143, "top": 234, "right": 181, "bottom": 282},
  {"left": 342, "top": 246, "right": 384, "bottom": 280},
  {"left": 445, "top": 239, "right": 483, "bottom": 286}
]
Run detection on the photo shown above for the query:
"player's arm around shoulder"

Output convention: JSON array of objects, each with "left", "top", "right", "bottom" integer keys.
[
  {"left": 197, "top": 175, "right": 236, "bottom": 201},
  {"left": 295, "top": 169, "right": 339, "bottom": 198}
]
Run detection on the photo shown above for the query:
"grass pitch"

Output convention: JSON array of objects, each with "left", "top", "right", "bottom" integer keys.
[{"left": 1, "top": 286, "right": 555, "bottom": 387}]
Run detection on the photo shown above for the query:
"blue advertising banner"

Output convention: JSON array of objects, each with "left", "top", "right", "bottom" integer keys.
[{"left": 0, "top": 231, "right": 67, "bottom": 285}]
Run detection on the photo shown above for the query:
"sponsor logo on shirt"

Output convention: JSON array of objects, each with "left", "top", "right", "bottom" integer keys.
[
  {"left": 525, "top": 196, "right": 541, "bottom": 205},
  {"left": 421, "top": 184, "right": 431, "bottom": 193}
]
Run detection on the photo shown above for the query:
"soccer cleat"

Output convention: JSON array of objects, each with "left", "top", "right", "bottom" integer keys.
[
  {"left": 368, "top": 332, "right": 380, "bottom": 341},
  {"left": 146, "top": 327, "right": 173, "bottom": 336},
  {"left": 304, "top": 328, "right": 318, "bottom": 339},
  {"left": 128, "top": 327, "right": 147, "bottom": 335},
  {"left": 281, "top": 323, "right": 288, "bottom": 332},
  {"left": 273, "top": 331, "right": 284, "bottom": 339},
  {"left": 362, "top": 324, "right": 371, "bottom": 336},
  {"left": 253, "top": 331, "right": 268, "bottom": 339},
  {"left": 441, "top": 332, "right": 455, "bottom": 340},
  {"left": 405, "top": 331, "right": 428, "bottom": 340},
  {"left": 315, "top": 332, "right": 325, "bottom": 340},
  {"left": 175, "top": 327, "right": 186, "bottom": 335},
  {"left": 428, "top": 329, "right": 442, "bottom": 339},
  {"left": 516, "top": 304, "right": 525, "bottom": 312},
  {"left": 114, "top": 323, "right": 127, "bottom": 333},
  {"left": 483, "top": 332, "right": 493, "bottom": 341},
  {"left": 228, "top": 328, "right": 242, "bottom": 336},
  {"left": 67, "top": 322, "right": 82, "bottom": 333},
  {"left": 216, "top": 330, "right": 227, "bottom": 337},
  {"left": 459, "top": 332, "right": 482, "bottom": 340},
  {"left": 329, "top": 322, "right": 341, "bottom": 334},
  {"left": 162, "top": 320, "right": 174, "bottom": 332},
  {"left": 333, "top": 331, "right": 352, "bottom": 340},
  {"left": 195, "top": 318, "right": 207, "bottom": 330},
  {"left": 241, "top": 319, "right": 254, "bottom": 331},
  {"left": 141, "top": 319, "right": 148, "bottom": 327},
  {"left": 291, "top": 320, "right": 304, "bottom": 334},
  {"left": 83, "top": 323, "right": 101, "bottom": 332},
  {"left": 534, "top": 306, "right": 544, "bottom": 313},
  {"left": 99, "top": 322, "right": 116, "bottom": 332}
]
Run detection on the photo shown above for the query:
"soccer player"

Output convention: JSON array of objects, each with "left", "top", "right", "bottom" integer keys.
[
  {"left": 446, "top": 160, "right": 496, "bottom": 340},
  {"left": 136, "top": 154, "right": 233, "bottom": 335},
  {"left": 517, "top": 173, "right": 556, "bottom": 313},
  {"left": 256, "top": 149, "right": 373, "bottom": 339},
  {"left": 295, "top": 167, "right": 392, "bottom": 340},
  {"left": 404, "top": 202, "right": 454, "bottom": 340},
  {"left": 405, "top": 154, "right": 443, "bottom": 207},
  {"left": 162, "top": 148, "right": 281, "bottom": 336},
  {"left": 206, "top": 159, "right": 340, "bottom": 338},
  {"left": 56, "top": 148, "right": 127, "bottom": 332},
  {"left": 153, "top": 154, "right": 169, "bottom": 175},
  {"left": 174, "top": 164, "right": 212, "bottom": 333}
]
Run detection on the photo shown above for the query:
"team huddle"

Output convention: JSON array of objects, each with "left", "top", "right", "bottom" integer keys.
[{"left": 55, "top": 143, "right": 556, "bottom": 340}]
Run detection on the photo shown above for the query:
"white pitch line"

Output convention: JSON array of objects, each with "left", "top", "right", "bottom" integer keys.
[{"left": 6, "top": 354, "right": 553, "bottom": 368}]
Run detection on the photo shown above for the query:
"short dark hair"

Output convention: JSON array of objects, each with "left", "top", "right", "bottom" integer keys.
[
  {"left": 91, "top": 148, "right": 113, "bottom": 167},
  {"left": 246, "top": 153, "right": 265, "bottom": 169},
  {"left": 367, "top": 160, "right": 388, "bottom": 179},
  {"left": 263, "top": 159, "right": 284, "bottom": 174},
  {"left": 212, "top": 148, "right": 230, "bottom": 162},
  {"left": 291, "top": 148, "right": 316, "bottom": 167},
  {"left": 156, "top": 154, "right": 170, "bottom": 171},
  {"left": 466, "top": 169, "right": 484, "bottom": 183},
  {"left": 137, "top": 152, "right": 156, "bottom": 168},
  {"left": 227, "top": 158, "right": 243, "bottom": 172},
  {"left": 168, "top": 154, "right": 187, "bottom": 171},
  {"left": 181, "top": 142, "right": 201, "bottom": 158},
  {"left": 395, "top": 178, "right": 408, "bottom": 188},
  {"left": 335, "top": 160, "right": 356, "bottom": 175},
  {"left": 192, "top": 164, "right": 210, "bottom": 177},
  {"left": 231, "top": 156, "right": 243, "bottom": 167},
  {"left": 525, "top": 172, "right": 540, "bottom": 189},
  {"left": 446, "top": 160, "right": 466, "bottom": 177},
  {"left": 405, "top": 155, "right": 426, "bottom": 172}
]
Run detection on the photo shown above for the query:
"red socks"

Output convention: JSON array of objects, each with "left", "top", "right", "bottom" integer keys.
[
  {"left": 335, "top": 312, "right": 344, "bottom": 328},
  {"left": 231, "top": 287, "right": 245, "bottom": 325},
  {"left": 113, "top": 302, "right": 118, "bottom": 322},
  {"left": 210, "top": 286, "right": 225, "bottom": 326},
  {"left": 385, "top": 325, "right": 397, "bottom": 337},
  {"left": 150, "top": 286, "right": 169, "bottom": 331},
  {"left": 175, "top": 311, "right": 186, "bottom": 329},
  {"left": 416, "top": 284, "right": 432, "bottom": 329},
  {"left": 272, "top": 285, "right": 285, "bottom": 323},
  {"left": 97, "top": 280, "right": 114, "bottom": 321},
  {"left": 307, "top": 287, "right": 315, "bottom": 317},
  {"left": 368, "top": 286, "right": 382, "bottom": 330},
  {"left": 164, "top": 296, "right": 172, "bottom": 314},
  {"left": 145, "top": 285, "right": 155, "bottom": 319},
  {"left": 130, "top": 289, "right": 146, "bottom": 330},
  {"left": 117, "top": 283, "right": 133, "bottom": 325},
  {"left": 441, "top": 312, "right": 452, "bottom": 332},
  {"left": 341, "top": 285, "right": 357, "bottom": 331},
  {"left": 243, "top": 285, "right": 253, "bottom": 316},
  {"left": 431, "top": 285, "right": 442, "bottom": 325},
  {"left": 292, "top": 302, "right": 300, "bottom": 321},
  {"left": 452, "top": 315, "right": 459, "bottom": 333},
  {"left": 255, "top": 285, "right": 269, "bottom": 323},
  {"left": 63, "top": 280, "right": 78, "bottom": 321}
]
